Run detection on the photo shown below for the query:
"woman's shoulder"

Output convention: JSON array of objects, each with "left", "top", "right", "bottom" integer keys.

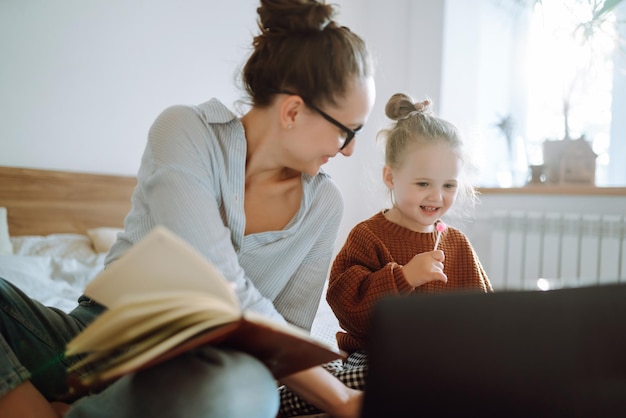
[
  {"left": 194, "top": 98, "right": 238, "bottom": 124},
  {"left": 147, "top": 98, "right": 244, "bottom": 162},
  {"left": 305, "top": 170, "right": 343, "bottom": 205},
  {"left": 296, "top": 172, "right": 343, "bottom": 229},
  {"left": 154, "top": 98, "right": 237, "bottom": 126}
]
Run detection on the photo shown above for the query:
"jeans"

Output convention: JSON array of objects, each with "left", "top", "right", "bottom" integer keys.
[{"left": 0, "top": 277, "right": 279, "bottom": 417}]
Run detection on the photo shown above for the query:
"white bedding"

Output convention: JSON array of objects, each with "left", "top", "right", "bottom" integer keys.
[
  {"left": 0, "top": 234, "right": 107, "bottom": 312},
  {"left": 0, "top": 233, "right": 340, "bottom": 348}
]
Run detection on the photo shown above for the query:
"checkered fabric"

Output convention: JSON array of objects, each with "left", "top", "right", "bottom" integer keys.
[{"left": 278, "top": 350, "right": 368, "bottom": 417}]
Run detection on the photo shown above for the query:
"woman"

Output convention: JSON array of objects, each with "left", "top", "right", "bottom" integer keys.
[{"left": 0, "top": 0, "right": 376, "bottom": 417}]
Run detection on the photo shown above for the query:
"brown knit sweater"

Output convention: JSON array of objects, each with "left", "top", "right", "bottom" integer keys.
[{"left": 327, "top": 211, "right": 493, "bottom": 353}]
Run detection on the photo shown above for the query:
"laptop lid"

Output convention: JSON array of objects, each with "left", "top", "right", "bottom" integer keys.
[{"left": 362, "top": 284, "right": 626, "bottom": 418}]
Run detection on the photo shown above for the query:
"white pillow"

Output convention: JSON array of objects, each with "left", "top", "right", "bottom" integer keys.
[
  {"left": 10, "top": 233, "right": 96, "bottom": 259},
  {"left": 87, "top": 227, "right": 123, "bottom": 253},
  {"left": 0, "top": 207, "right": 13, "bottom": 255}
]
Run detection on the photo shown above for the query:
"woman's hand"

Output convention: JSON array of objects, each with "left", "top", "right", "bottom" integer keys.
[
  {"left": 328, "top": 387, "right": 363, "bottom": 418},
  {"left": 401, "top": 250, "right": 447, "bottom": 287},
  {"left": 280, "top": 366, "right": 363, "bottom": 418},
  {"left": 51, "top": 401, "right": 71, "bottom": 417}
]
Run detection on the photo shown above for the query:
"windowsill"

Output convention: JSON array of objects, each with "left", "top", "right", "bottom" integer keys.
[{"left": 476, "top": 185, "right": 626, "bottom": 196}]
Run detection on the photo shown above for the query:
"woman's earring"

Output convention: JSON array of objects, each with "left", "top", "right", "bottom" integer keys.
[{"left": 287, "top": 124, "right": 293, "bottom": 129}]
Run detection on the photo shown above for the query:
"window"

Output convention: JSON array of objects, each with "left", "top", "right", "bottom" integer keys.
[
  {"left": 440, "top": 0, "right": 625, "bottom": 187},
  {"left": 525, "top": 1, "right": 619, "bottom": 185}
]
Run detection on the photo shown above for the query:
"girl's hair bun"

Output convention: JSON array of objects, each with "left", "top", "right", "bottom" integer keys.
[{"left": 385, "top": 93, "right": 433, "bottom": 121}]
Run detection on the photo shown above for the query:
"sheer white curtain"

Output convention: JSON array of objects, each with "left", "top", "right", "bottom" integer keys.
[{"left": 440, "top": 0, "right": 625, "bottom": 187}]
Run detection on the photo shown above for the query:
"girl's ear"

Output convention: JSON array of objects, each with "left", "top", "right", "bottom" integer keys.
[{"left": 382, "top": 165, "right": 394, "bottom": 190}]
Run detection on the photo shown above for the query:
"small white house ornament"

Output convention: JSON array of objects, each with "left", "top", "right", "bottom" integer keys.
[{"left": 542, "top": 136, "right": 597, "bottom": 185}]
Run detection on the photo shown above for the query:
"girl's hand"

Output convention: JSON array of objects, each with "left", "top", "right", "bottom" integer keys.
[{"left": 401, "top": 250, "right": 447, "bottom": 287}]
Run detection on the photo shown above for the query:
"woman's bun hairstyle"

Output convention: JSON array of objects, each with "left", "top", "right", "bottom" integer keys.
[
  {"left": 257, "top": 0, "right": 336, "bottom": 34},
  {"left": 243, "top": 0, "right": 372, "bottom": 107}
]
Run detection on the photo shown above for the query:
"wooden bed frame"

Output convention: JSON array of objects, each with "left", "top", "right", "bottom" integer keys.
[{"left": 0, "top": 166, "right": 136, "bottom": 236}]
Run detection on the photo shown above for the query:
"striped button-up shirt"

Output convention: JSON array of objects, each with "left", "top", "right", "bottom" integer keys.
[{"left": 106, "top": 98, "right": 343, "bottom": 330}]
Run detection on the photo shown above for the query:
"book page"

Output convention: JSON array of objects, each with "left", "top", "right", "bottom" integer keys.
[
  {"left": 84, "top": 226, "right": 239, "bottom": 310},
  {"left": 75, "top": 312, "right": 238, "bottom": 385},
  {"left": 89, "top": 320, "right": 215, "bottom": 384},
  {"left": 67, "top": 292, "right": 242, "bottom": 374},
  {"left": 66, "top": 291, "right": 237, "bottom": 356}
]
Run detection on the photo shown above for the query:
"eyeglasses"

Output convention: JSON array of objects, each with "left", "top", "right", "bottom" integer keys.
[{"left": 278, "top": 90, "right": 363, "bottom": 150}]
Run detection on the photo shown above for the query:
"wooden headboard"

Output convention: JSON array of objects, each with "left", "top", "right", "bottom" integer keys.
[{"left": 0, "top": 166, "right": 136, "bottom": 236}]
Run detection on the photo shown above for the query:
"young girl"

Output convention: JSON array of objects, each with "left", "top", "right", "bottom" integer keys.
[
  {"left": 0, "top": 1, "right": 375, "bottom": 417},
  {"left": 278, "top": 93, "right": 493, "bottom": 415},
  {"left": 329, "top": 92, "right": 493, "bottom": 394}
]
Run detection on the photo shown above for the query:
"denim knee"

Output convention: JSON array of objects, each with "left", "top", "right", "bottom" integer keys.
[
  {"left": 67, "top": 347, "right": 279, "bottom": 418},
  {"left": 0, "top": 278, "right": 70, "bottom": 399}
]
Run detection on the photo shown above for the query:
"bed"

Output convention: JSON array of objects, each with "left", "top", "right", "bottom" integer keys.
[
  {"left": 0, "top": 165, "right": 340, "bottom": 346},
  {"left": 0, "top": 166, "right": 136, "bottom": 312}
]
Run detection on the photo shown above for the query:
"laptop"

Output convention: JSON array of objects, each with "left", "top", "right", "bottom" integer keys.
[{"left": 361, "top": 283, "right": 626, "bottom": 417}]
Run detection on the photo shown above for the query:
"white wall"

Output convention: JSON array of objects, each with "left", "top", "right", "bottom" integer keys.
[{"left": 0, "top": 0, "right": 258, "bottom": 175}]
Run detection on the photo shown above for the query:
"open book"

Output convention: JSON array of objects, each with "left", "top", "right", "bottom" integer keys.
[{"left": 64, "top": 226, "right": 343, "bottom": 397}]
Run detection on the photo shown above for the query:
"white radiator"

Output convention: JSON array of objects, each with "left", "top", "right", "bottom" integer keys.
[{"left": 463, "top": 211, "right": 626, "bottom": 291}]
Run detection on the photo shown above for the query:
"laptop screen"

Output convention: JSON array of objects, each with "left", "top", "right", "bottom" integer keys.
[{"left": 361, "top": 284, "right": 626, "bottom": 417}]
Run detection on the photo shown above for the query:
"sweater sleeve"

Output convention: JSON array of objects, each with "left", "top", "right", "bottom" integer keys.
[
  {"left": 326, "top": 224, "right": 413, "bottom": 349},
  {"left": 471, "top": 245, "right": 493, "bottom": 292},
  {"left": 438, "top": 228, "right": 494, "bottom": 294}
]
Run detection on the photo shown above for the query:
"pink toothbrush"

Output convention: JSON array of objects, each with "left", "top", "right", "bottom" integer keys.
[{"left": 433, "top": 221, "right": 447, "bottom": 251}]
